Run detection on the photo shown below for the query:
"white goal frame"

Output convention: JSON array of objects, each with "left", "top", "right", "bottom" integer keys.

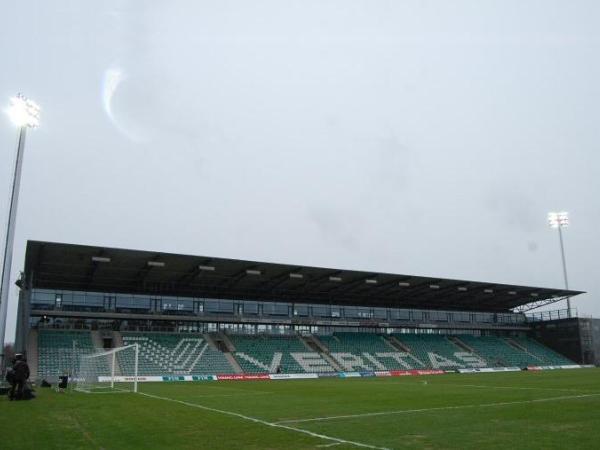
[{"left": 74, "top": 343, "right": 139, "bottom": 393}]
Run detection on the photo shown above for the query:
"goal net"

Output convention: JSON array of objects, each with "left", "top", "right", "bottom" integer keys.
[{"left": 74, "top": 344, "right": 139, "bottom": 393}]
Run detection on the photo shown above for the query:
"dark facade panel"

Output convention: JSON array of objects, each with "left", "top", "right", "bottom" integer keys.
[{"left": 532, "top": 318, "right": 600, "bottom": 365}]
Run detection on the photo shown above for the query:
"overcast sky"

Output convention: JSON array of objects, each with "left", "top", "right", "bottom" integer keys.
[{"left": 1, "top": 1, "right": 599, "bottom": 342}]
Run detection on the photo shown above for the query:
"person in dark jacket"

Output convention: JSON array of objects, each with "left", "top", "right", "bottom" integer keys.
[
  {"left": 5, "top": 359, "right": 16, "bottom": 399},
  {"left": 9, "top": 353, "right": 30, "bottom": 401}
]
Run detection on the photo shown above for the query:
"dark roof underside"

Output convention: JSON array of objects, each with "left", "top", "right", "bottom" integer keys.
[{"left": 23, "top": 241, "right": 583, "bottom": 313}]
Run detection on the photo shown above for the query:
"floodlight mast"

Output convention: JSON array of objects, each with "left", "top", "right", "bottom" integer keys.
[
  {"left": 547, "top": 212, "right": 571, "bottom": 318},
  {"left": 0, "top": 94, "right": 40, "bottom": 371}
]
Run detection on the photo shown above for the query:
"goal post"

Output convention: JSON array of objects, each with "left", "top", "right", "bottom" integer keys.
[{"left": 74, "top": 344, "right": 139, "bottom": 393}]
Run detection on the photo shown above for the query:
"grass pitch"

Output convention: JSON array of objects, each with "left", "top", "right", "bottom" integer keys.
[{"left": 1, "top": 369, "right": 599, "bottom": 449}]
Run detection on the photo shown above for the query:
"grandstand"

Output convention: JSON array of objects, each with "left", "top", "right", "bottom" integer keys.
[
  {"left": 14, "top": 241, "right": 586, "bottom": 381},
  {"left": 37, "top": 329, "right": 107, "bottom": 380},
  {"left": 34, "top": 329, "right": 579, "bottom": 379}
]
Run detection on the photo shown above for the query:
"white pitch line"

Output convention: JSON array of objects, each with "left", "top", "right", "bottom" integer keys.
[
  {"left": 190, "top": 392, "right": 274, "bottom": 399},
  {"left": 276, "top": 393, "right": 600, "bottom": 424},
  {"left": 426, "top": 383, "right": 599, "bottom": 393},
  {"left": 139, "top": 392, "right": 390, "bottom": 450}
]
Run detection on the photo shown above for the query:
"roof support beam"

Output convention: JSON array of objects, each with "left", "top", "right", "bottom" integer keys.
[{"left": 513, "top": 296, "right": 567, "bottom": 312}]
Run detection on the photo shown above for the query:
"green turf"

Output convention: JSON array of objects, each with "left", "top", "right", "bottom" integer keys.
[{"left": 1, "top": 369, "right": 599, "bottom": 449}]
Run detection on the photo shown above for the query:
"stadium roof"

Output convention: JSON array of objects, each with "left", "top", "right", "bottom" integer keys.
[{"left": 23, "top": 241, "right": 584, "bottom": 313}]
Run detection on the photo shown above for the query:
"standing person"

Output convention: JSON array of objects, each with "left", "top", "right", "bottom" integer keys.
[
  {"left": 10, "top": 354, "right": 30, "bottom": 400},
  {"left": 6, "top": 358, "right": 16, "bottom": 400}
]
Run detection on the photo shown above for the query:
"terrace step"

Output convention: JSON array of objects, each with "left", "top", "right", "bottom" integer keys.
[
  {"left": 216, "top": 332, "right": 236, "bottom": 352},
  {"left": 505, "top": 338, "right": 542, "bottom": 361},
  {"left": 307, "top": 335, "right": 343, "bottom": 372},
  {"left": 385, "top": 335, "right": 411, "bottom": 352},
  {"left": 90, "top": 330, "right": 104, "bottom": 350},
  {"left": 202, "top": 333, "right": 219, "bottom": 350},
  {"left": 113, "top": 331, "right": 124, "bottom": 348},
  {"left": 449, "top": 336, "right": 476, "bottom": 353},
  {"left": 224, "top": 352, "right": 244, "bottom": 374}
]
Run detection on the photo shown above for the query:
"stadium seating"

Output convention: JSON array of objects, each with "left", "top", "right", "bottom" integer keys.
[
  {"left": 229, "top": 334, "right": 335, "bottom": 373},
  {"left": 393, "top": 334, "right": 487, "bottom": 369},
  {"left": 37, "top": 329, "right": 107, "bottom": 379},
  {"left": 319, "top": 332, "right": 423, "bottom": 371},
  {"left": 120, "top": 333, "right": 234, "bottom": 376},
  {"left": 461, "top": 335, "right": 576, "bottom": 367},
  {"left": 36, "top": 330, "right": 575, "bottom": 378},
  {"left": 510, "top": 337, "right": 574, "bottom": 366},
  {"left": 458, "top": 335, "right": 536, "bottom": 367}
]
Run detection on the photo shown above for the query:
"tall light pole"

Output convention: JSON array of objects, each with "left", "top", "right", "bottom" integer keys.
[
  {"left": 0, "top": 94, "right": 40, "bottom": 370},
  {"left": 547, "top": 211, "right": 571, "bottom": 318}
]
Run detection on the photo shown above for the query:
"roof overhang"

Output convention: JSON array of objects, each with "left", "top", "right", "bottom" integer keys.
[{"left": 23, "top": 241, "right": 584, "bottom": 313}]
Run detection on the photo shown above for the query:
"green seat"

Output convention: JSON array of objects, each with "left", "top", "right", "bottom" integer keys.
[
  {"left": 37, "top": 330, "right": 108, "bottom": 379},
  {"left": 230, "top": 334, "right": 329, "bottom": 373},
  {"left": 120, "top": 332, "right": 234, "bottom": 376}
]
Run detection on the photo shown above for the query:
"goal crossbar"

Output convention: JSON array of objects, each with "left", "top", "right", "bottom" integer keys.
[{"left": 75, "top": 343, "right": 139, "bottom": 393}]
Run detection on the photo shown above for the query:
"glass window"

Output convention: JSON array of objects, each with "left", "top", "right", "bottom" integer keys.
[
  {"left": 390, "top": 309, "right": 411, "bottom": 320},
  {"left": 85, "top": 293, "right": 103, "bottom": 306},
  {"left": 358, "top": 308, "right": 372, "bottom": 319},
  {"left": 294, "top": 305, "right": 309, "bottom": 316},
  {"left": 312, "top": 305, "right": 329, "bottom": 317},
  {"left": 344, "top": 307, "right": 360, "bottom": 318},
  {"left": 205, "top": 300, "right": 220, "bottom": 312},
  {"left": 31, "top": 290, "right": 55, "bottom": 305},
  {"left": 243, "top": 302, "right": 259, "bottom": 314},
  {"left": 430, "top": 311, "right": 448, "bottom": 322},
  {"left": 455, "top": 312, "right": 470, "bottom": 322},
  {"left": 373, "top": 308, "right": 387, "bottom": 319},
  {"left": 116, "top": 295, "right": 150, "bottom": 310},
  {"left": 218, "top": 301, "right": 234, "bottom": 313},
  {"left": 412, "top": 310, "right": 424, "bottom": 321},
  {"left": 263, "top": 302, "right": 289, "bottom": 316}
]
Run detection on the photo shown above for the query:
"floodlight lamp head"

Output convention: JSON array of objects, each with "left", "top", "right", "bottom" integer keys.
[
  {"left": 548, "top": 211, "right": 569, "bottom": 228},
  {"left": 7, "top": 94, "right": 40, "bottom": 128}
]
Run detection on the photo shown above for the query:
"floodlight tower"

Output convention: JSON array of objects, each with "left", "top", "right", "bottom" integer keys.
[
  {"left": 0, "top": 94, "right": 40, "bottom": 370},
  {"left": 547, "top": 211, "right": 571, "bottom": 318}
]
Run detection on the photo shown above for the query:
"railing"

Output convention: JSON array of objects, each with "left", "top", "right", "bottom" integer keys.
[{"left": 526, "top": 308, "right": 577, "bottom": 322}]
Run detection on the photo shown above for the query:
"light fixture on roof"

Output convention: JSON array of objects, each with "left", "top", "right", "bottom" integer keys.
[
  {"left": 92, "top": 256, "right": 111, "bottom": 263},
  {"left": 329, "top": 276, "right": 342, "bottom": 282},
  {"left": 457, "top": 287, "right": 467, "bottom": 292},
  {"left": 198, "top": 265, "right": 215, "bottom": 271},
  {"left": 246, "top": 269, "right": 261, "bottom": 276},
  {"left": 429, "top": 284, "right": 440, "bottom": 290},
  {"left": 484, "top": 288, "right": 493, "bottom": 293},
  {"left": 531, "top": 293, "right": 539, "bottom": 297},
  {"left": 365, "top": 279, "right": 378, "bottom": 285},
  {"left": 547, "top": 211, "right": 572, "bottom": 317},
  {"left": 398, "top": 282, "right": 410, "bottom": 287},
  {"left": 289, "top": 273, "right": 303, "bottom": 279},
  {"left": 508, "top": 291, "right": 517, "bottom": 295},
  {"left": 147, "top": 261, "right": 165, "bottom": 268}
]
